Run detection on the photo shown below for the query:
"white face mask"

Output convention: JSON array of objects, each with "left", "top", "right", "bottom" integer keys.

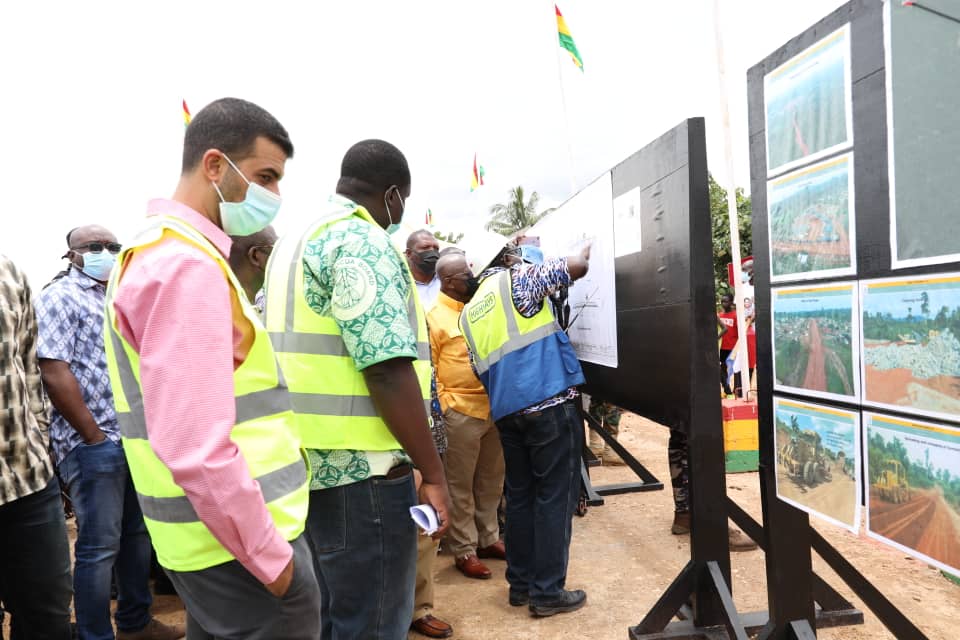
[
  {"left": 212, "top": 154, "right": 282, "bottom": 236},
  {"left": 384, "top": 187, "right": 405, "bottom": 234}
]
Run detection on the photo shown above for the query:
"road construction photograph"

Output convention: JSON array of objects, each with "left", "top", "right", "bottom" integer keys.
[
  {"left": 773, "top": 282, "right": 859, "bottom": 401},
  {"left": 865, "top": 413, "right": 960, "bottom": 578},
  {"left": 774, "top": 397, "right": 860, "bottom": 531},
  {"left": 861, "top": 274, "right": 960, "bottom": 422},
  {"left": 764, "top": 24, "right": 852, "bottom": 176},
  {"left": 767, "top": 153, "right": 855, "bottom": 281}
]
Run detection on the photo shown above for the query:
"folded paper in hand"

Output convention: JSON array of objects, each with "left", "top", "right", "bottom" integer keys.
[{"left": 409, "top": 504, "right": 439, "bottom": 535}]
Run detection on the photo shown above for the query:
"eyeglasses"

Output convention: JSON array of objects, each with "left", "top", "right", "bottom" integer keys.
[{"left": 73, "top": 242, "right": 122, "bottom": 254}]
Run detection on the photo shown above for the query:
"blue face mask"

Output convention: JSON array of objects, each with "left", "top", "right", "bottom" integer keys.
[
  {"left": 213, "top": 154, "right": 282, "bottom": 236},
  {"left": 80, "top": 250, "right": 117, "bottom": 282},
  {"left": 384, "top": 187, "right": 405, "bottom": 235}
]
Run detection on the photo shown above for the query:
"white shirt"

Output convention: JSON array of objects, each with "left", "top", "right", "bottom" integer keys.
[{"left": 415, "top": 275, "right": 441, "bottom": 311}]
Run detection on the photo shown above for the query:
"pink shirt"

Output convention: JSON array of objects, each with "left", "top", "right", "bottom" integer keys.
[{"left": 112, "top": 198, "right": 291, "bottom": 584}]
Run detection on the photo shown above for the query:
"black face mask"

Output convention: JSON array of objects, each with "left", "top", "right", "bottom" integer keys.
[
  {"left": 465, "top": 276, "right": 480, "bottom": 297},
  {"left": 414, "top": 249, "right": 440, "bottom": 275}
]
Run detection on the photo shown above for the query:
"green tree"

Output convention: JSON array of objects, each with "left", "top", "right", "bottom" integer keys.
[
  {"left": 486, "top": 186, "right": 543, "bottom": 236},
  {"left": 920, "top": 291, "right": 930, "bottom": 319},
  {"left": 710, "top": 175, "right": 752, "bottom": 298},
  {"left": 434, "top": 230, "right": 464, "bottom": 244}
]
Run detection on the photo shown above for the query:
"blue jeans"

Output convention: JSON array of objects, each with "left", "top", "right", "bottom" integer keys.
[
  {"left": 496, "top": 400, "right": 583, "bottom": 604},
  {"left": 60, "top": 439, "right": 153, "bottom": 640},
  {"left": 0, "top": 477, "right": 73, "bottom": 640},
  {"left": 305, "top": 472, "right": 418, "bottom": 640}
]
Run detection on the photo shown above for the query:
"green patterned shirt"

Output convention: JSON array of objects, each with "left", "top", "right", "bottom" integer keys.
[{"left": 301, "top": 196, "right": 415, "bottom": 489}]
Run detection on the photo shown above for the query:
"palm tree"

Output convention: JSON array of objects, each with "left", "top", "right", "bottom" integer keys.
[{"left": 486, "top": 186, "right": 543, "bottom": 236}]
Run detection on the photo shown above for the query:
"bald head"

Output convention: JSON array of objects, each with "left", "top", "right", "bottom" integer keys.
[
  {"left": 229, "top": 225, "right": 277, "bottom": 302},
  {"left": 68, "top": 225, "right": 116, "bottom": 250},
  {"left": 436, "top": 253, "right": 468, "bottom": 279},
  {"left": 437, "top": 253, "right": 477, "bottom": 303}
]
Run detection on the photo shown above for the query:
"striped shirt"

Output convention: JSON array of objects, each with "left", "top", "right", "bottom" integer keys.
[{"left": 0, "top": 255, "right": 55, "bottom": 506}]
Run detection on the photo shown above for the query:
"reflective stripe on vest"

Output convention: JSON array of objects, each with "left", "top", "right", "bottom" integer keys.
[
  {"left": 103, "top": 215, "right": 308, "bottom": 571},
  {"left": 459, "top": 272, "right": 561, "bottom": 375},
  {"left": 263, "top": 201, "right": 432, "bottom": 450}
]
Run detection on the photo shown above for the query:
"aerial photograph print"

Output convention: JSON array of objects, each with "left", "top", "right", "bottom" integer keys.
[
  {"left": 765, "top": 24, "right": 851, "bottom": 176},
  {"left": 773, "top": 282, "right": 859, "bottom": 401},
  {"left": 767, "top": 153, "right": 855, "bottom": 281}
]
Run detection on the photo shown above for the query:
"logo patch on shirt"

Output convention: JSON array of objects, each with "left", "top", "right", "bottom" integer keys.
[
  {"left": 332, "top": 257, "right": 378, "bottom": 321},
  {"left": 467, "top": 292, "right": 497, "bottom": 324}
]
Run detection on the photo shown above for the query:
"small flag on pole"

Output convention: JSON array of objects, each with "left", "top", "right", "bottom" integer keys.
[
  {"left": 425, "top": 209, "right": 434, "bottom": 225},
  {"left": 470, "top": 153, "right": 485, "bottom": 192},
  {"left": 182, "top": 100, "right": 192, "bottom": 128},
  {"left": 555, "top": 5, "right": 583, "bottom": 71}
]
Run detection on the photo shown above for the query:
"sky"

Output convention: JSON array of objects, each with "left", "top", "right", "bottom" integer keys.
[
  {"left": 777, "top": 405, "right": 856, "bottom": 458},
  {"left": 1, "top": 0, "right": 847, "bottom": 287},
  {"left": 864, "top": 282, "right": 960, "bottom": 319}
]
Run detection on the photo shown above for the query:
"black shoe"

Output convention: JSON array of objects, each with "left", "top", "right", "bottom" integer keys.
[
  {"left": 509, "top": 589, "right": 529, "bottom": 606},
  {"left": 529, "top": 589, "right": 587, "bottom": 617}
]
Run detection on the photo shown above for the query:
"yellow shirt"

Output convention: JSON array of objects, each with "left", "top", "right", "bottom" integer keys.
[{"left": 427, "top": 292, "right": 491, "bottom": 421}]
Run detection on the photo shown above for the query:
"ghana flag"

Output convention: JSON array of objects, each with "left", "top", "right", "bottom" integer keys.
[{"left": 556, "top": 5, "right": 583, "bottom": 71}]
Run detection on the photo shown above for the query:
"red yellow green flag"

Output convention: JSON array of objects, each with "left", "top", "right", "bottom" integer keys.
[
  {"left": 470, "top": 153, "right": 485, "bottom": 192},
  {"left": 182, "top": 100, "right": 192, "bottom": 128},
  {"left": 425, "top": 209, "right": 434, "bottom": 225},
  {"left": 555, "top": 5, "right": 583, "bottom": 71}
]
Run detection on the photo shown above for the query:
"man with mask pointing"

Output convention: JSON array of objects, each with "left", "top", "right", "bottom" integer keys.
[
  {"left": 405, "top": 229, "right": 442, "bottom": 310},
  {"left": 103, "top": 98, "right": 318, "bottom": 638}
]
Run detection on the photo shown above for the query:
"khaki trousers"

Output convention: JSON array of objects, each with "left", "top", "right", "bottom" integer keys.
[
  {"left": 443, "top": 407, "right": 505, "bottom": 558},
  {"left": 412, "top": 533, "right": 439, "bottom": 622}
]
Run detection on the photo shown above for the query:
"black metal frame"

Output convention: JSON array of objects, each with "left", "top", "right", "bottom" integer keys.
[
  {"left": 629, "top": 1, "right": 931, "bottom": 638},
  {"left": 630, "top": 2, "right": 941, "bottom": 637},
  {"left": 580, "top": 407, "right": 664, "bottom": 502}
]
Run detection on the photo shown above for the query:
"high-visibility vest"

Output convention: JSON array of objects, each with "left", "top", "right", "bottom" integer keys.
[
  {"left": 263, "top": 196, "right": 432, "bottom": 450},
  {"left": 459, "top": 270, "right": 584, "bottom": 421},
  {"left": 103, "top": 215, "right": 309, "bottom": 572}
]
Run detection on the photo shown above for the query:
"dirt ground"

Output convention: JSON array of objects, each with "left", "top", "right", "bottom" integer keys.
[
  {"left": 22, "top": 412, "right": 960, "bottom": 639},
  {"left": 778, "top": 467, "right": 857, "bottom": 527}
]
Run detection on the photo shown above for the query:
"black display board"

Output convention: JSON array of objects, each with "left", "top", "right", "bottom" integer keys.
[
  {"left": 745, "top": 0, "right": 946, "bottom": 637},
  {"left": 582, "top": 118, "right": 718, "bottom": 437}
]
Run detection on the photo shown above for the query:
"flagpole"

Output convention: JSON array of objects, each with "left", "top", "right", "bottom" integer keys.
[
  {"left": 713, "top": 0, "right": 750, "bottom": 400},
  {"left": 552, "top": 3, "right": 578, "bottom": 195}
]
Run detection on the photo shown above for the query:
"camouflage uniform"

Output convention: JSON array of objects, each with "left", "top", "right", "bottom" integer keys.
[
  {"left": 587, "top": 398, "right": 622, "bottom": 455},
  {"left": 668, "top": 429, "right": 690, "bottom": 513}
]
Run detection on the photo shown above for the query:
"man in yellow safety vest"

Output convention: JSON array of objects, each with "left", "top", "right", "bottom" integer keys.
[
  {"left": 263, "top": 139, "right": 451, "bottom": 640},
  {"left": 103, "top": 98, "right": 319, "bottom": 639}
]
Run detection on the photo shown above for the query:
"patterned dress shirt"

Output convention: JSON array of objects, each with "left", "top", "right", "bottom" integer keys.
[
  {"left": 300, "top": 196, "right": 425, "bottom": 489},
  {"left": 478, "top": 258, "right": 579, "bottom": 414},
  {"left": 35, "top": 267, "right": 119, "bottom": 464},
  {"left": 0, "top": 254, "right": 55, "bottom": 505}
]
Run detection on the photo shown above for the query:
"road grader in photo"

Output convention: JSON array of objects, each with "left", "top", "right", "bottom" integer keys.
[
  {"left": 778, "top": 429, "right": 833, "bottom": 487},
  {"left": 873, "top": 458, "right": 911, "bottom": 504}
]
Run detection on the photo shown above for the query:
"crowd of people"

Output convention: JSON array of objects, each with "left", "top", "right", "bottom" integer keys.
[
  {"left": 0, "top": 96, "right": 755, "bottom": 640},
  {"left": 0, "top": 97, "right": 600, "bottom": 640}
]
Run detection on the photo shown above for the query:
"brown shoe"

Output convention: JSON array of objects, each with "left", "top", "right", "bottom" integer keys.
[
  {"left": 728, "top": 527, "right": 758, "bottom": 552},
  {"left": 410, "top": 614, "right": 453, "bottom": 638},
  {"left": 455, "top": 554, "right": 492, "bottom": 579},
  {"left": 116, "top": 618, "right": 185, "bottom": 640},
  {"left": 671, "top": 512, "right": 691, "bottom": 535},
  {"left": 477, "top": 540, "right": 506, "bottom": 560}
]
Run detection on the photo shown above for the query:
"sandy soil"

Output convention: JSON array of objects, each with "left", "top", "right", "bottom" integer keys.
[
  {"left": 864, "top": 364, "right": 960, "bottom": 414},
  {"left": 779, "top": 465, "right": 857, "bottom": 526},
  {"left": 17, "top": 413, "right": 960, "bottom": 639},
  {"left": 870, "top": 487, "right": 960, "bottom": 570}
]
